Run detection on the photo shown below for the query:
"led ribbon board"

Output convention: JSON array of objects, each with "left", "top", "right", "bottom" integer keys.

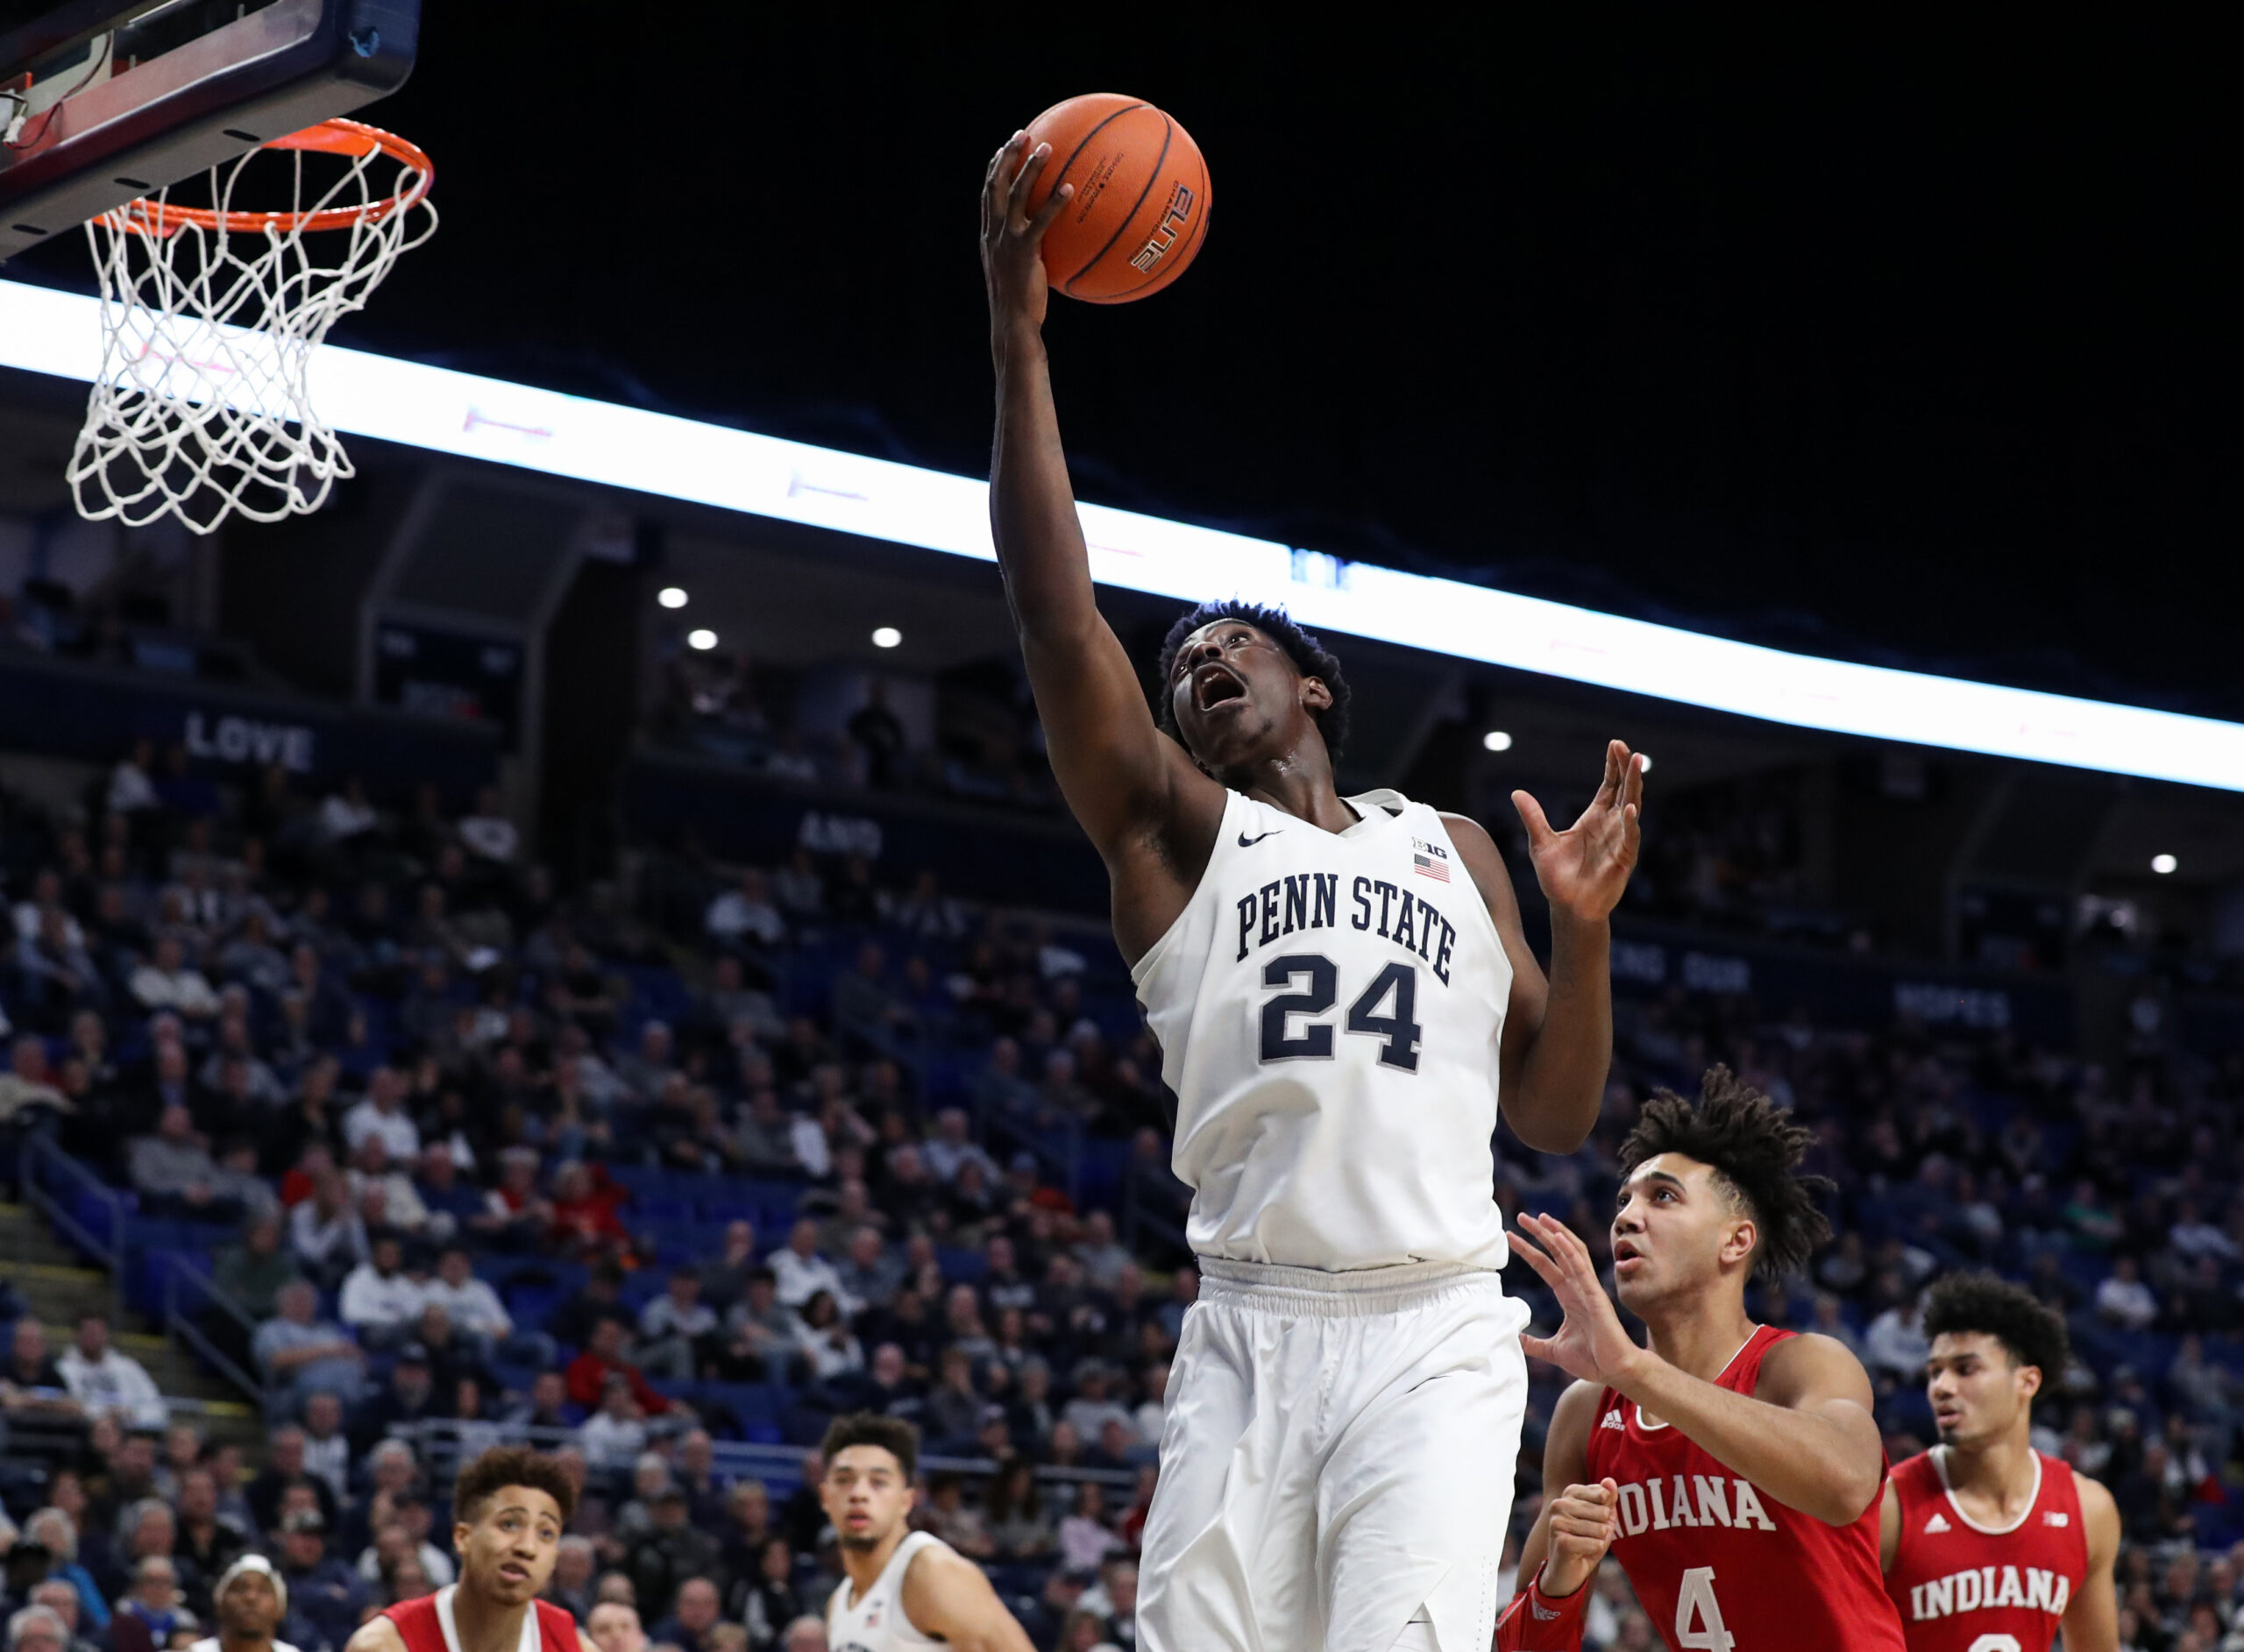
[{"left": 4, "top": 276, "right": 2239, "bottom": 791}]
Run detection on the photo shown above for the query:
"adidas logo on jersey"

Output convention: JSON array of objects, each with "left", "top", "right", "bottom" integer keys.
[
  {"left": 2044, "top": 1511, "right": 2069, "bottom": 1526},
  {"left": 1601, "top": 1409, "right": 1626, "bottom": 1431},
  {"left": 1923, "top": 1513, "right": 1951, "bottom": 1534}
]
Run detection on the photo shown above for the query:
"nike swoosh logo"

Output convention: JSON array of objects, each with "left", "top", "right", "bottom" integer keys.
[{"left": 1239, "top": 829, "right": 1282, "bottom": 847}]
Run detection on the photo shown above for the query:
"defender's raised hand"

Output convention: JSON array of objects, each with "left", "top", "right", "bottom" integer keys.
[
  {"left": 982, "top": 133, "right": 1073, "bottom": 337},
  {"left": 1509, "top": 1211, "right": 1642, "bottom": 1388},
  {"left": 1512, "top": 739, "right": 1644, "bottom": 924}
]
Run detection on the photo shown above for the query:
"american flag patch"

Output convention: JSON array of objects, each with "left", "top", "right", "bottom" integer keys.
[{"left": 1413, "top": 852, "right": 1450, "bottom": 882}]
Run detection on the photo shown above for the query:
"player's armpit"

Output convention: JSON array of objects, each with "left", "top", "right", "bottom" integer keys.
[
  {"left": 2060, "top": 1472, "right": 2123, "bottom": 1652},
  {"left": 344, "top": 1617, "right": 407, "bottom": 1652},
  {"left": 898, "top": 1542, "right": 1038, "bottom": 1652}
]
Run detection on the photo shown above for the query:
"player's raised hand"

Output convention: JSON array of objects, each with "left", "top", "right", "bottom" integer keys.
[
  {"left": 1539, "top": 1478, "right": 1622, "bottom": 1598},
  {"left": 1510, "top": 1211, "right": 1643, "bottom": 1386},
  {"left": 982, "top": 133, "right": 1073, "bottom": 337},
  {"left": 1512, "top": 740, "right": 1644, "bottom": 924}
]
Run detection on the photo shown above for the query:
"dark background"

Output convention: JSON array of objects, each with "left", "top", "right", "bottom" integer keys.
[{"left": 26, "top": 11, "right": 2232, "bottom": 712}]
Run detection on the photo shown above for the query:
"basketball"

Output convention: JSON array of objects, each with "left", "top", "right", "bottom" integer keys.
[{"left": 1023, "top": 92, "right": 1211, "bottom": 304}]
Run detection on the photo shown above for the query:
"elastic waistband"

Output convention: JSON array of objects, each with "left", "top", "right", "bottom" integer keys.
[{"left": 1196, "top": 1255, "right": 1504, "bottom": 1316}]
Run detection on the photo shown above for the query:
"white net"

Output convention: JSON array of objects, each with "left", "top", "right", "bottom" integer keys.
[{"left": 68, "top": 120, "right": 437, "bottom": 535}]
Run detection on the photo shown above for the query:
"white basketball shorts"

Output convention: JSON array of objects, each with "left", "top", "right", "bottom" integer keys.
[{"left": 1137, "top": 1256, "right": 1532, "bottom": 1652}]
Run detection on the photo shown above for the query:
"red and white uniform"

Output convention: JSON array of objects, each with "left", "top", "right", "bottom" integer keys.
[
  {"left": 1582, "top": 1325, "right": 1907, "bottom": 1650},
  {"left": 383, "top": 1586, "right": 582, "bottom": 1652},
  {"left": 1884, "top": 1447, "right": 2087, "bottom": 1652}
]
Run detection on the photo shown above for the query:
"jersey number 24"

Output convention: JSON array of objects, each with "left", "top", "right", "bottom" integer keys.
[{"left": 1259, "top": 954, "right": 1422, "bottom": 1071}]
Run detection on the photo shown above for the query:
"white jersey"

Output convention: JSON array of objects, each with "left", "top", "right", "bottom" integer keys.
[
  {"left": 827, "top": 1531, "right": 948, "bottom": 1652},
  {"left": 1133, "top": 786, "right": 1514, "bottom": 1272}
]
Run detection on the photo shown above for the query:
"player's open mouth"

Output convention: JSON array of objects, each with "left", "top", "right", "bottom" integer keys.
[
  {"left": 1193, "top": 663, "right": 1246, "bottom": 711},
  {"left": 499, "top": 1564, "right": 530, "bottom": 1584}
]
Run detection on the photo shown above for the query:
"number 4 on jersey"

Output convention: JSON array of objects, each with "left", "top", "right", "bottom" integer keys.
[
  {"left": 1259, "top": 954, "right": 1422, "bottom": 1072},
  {"left": 1674, "top": 1568, "right": 1735, "bottom": 1652}
]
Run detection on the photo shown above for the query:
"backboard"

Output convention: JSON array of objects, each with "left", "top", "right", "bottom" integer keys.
[{"left": 0, "top": 0, "right": 418, "bottom": 262}]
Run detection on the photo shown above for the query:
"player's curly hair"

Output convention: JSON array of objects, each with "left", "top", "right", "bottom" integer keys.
[
  {"left": 453, "top": 1445, "right": 577, "bottom": 1525},
  {"left": 1921, "top": 1271, "right": 2070, "bottom": 1385},
  {"left": 1154, "top": 600, "right": 1352, "bottom": 762},
  {"left": 1620, "top": 1065, "right": 1833, "bottom": 1280},
  {"left": 821, "top": 1412, "right": 920, "bottom": 1481}
]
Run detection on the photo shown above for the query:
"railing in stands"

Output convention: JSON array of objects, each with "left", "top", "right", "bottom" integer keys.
[
  {"left": 391, "top": 1418, "right": 1141, "bottom": 1492},
  {"left": 162, "top": 1255, "right": 266, "bottom": 1405},
  {"left": 18, "top": 1131, "right": 124, "bottom": 1315}
]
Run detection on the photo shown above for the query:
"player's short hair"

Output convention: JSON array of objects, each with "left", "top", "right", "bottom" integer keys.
[
  {"left": 1155, "top": 601, "right": 1352, "bottom": 762},
  {"left": 452, "top": 1446, "right": 576, "bottom": 1526},
  {"left": 1922, "top": 1272, "right": 2070, "bottom": 1385},
  {"left": 820, "top": 1413, "right": 919, "bottom": 1481},
  {"left": 1620, "top": 1065, "right": 1832, "bottom": 1279}
]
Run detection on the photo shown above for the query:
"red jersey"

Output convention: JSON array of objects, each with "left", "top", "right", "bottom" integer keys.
[
  {"left": 1884, "top": 1448, "right": 2087, "bottom": 1652},
  {"left": 384, "top": 1585, "right": 583, "bottom": 1652},
  {"left": 1583, "top": 1325, "right": 1907, "bottom": 1651}
]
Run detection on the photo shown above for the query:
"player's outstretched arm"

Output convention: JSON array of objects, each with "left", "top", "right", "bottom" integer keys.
[
  {"left": 981, "top": 134, "right": 1222, "bottom": 929},
  {"left": 1511, "top": 1212, "right": 1885, "bottom": 1526},
  {"left": 898, "top": 1540, "right": 1038, "bottom": 1652},
  {"left": 2060, "top": 1472, "right": 2121, "bottom": 1652},
  {"left": 1447, "top": 740, "right": 1643, "bottom": 1153}
]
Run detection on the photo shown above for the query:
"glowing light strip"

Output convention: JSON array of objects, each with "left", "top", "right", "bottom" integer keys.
[{"left": 4, "top": 275, "right": 2240, "bottom": 791}]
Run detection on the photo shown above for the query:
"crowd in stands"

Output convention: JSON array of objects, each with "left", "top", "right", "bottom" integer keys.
[{"left": 1, "top": 741, "right": 2241, "bottom": 1652}]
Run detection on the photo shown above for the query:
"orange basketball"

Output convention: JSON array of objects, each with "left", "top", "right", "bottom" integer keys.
[{"left": 1023, "top": 93, "right": 1211, "bottom": 304}]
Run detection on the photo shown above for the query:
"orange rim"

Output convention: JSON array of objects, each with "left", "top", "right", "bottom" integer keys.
[{"left": 112, "top": 117, "right": 432, "bottom": 237}]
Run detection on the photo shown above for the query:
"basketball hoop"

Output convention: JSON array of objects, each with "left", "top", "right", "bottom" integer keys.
[{"left": 67, "top": 117, "right": 437, "bottom": 535}]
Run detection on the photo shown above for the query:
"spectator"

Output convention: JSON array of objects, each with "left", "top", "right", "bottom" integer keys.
[
  {"left": 56, "top": 1315, "right": 166, "bottom": 1431},
  {"left": 344, "top": 1136, "right": 430, "bottom": 1235},
  {"left": 696, "top": 1222, "right": 761, "bottom": 1312},
  {"left": 548, "top": 1536, "right": 598, "bottom": 1622},
  {"left": 920, "top": 1109, "right": 995, "bottom": 1186},
  {"left": 735, "top": 1537, "right": 802, "bottom": 1652},
  {"left": 585, "top": 1603, "right": 645, "bottom": 1652},
  {"left": 982, "top": 1457, "right": 1054, "bottom": 1562},
  {"left": 2097, "top": 1256, "right": 2160, "bottom": 1333},
  {"left": 21, "top": 1510, "right": 108, "bottom": 1632},
  {"left": 6, "top": 1609, "right": 67, "bottom": 1652},
  {"left": 341, "top": 1068, "right": 418, "bottom": 1161},
  {"left": 111, "top": 1554, "right": 196, "bottom": 1649},
  {"left": 565, "top": 1321, "right": 674, "bottom": 1419},
  {"left": 770, "top": 1219, "right": 844, "bottom": 1312},
  {"left": 286, "top": 1173, "right": 366, "bottom": 1287},
  {"left": 348, "top": 1345, "right": 443, "bottom": 1457},
  {"left": 251, "top": 1282, "right": 366, "bottom": 1413},
  {"left": 212, "top": 1213, "right": 300, "bottom": 1322},
  {"left": 630, "top": 1505, "right": 722, "bottom": 1634},
  {"left": 25, "top": 1585, "right": 100, "bottom": 1652},
  {"left": 170, "top": 1470, "right": 245, "bottom": 1619},
  {"left": 273, "top": 1513, "right": 360, "bottom": 1652},
  {"left": 129, "top": 936, "right": 219, "bottom": 1021},
  {"left": 298, "top": 1393, "right": 350, "bottom": 1506},
  {"left": 1863, "top": 1286, "right": 1931, "bottom": 1383},
  {"left": 705, "top": 872, "right": 785, "bottom": 950},
  {"left": 638, "top": 1269, "right": 717, "bottom": 1383},
  {"left": 1056, "top": 1483, "right": 1120, "bottom": 1573},
  {"left": 419, "top": 1244, "right": 550, "bottom": 1367},
  {"left": 1070, "top": 1210, "right": 1133, "bottom": 1293},
  {"left": 458, "top": 787, "right": 519, "bottom": 863},
  {"left": 127, "top": 1103, "right": 224, "bottom": 1217},
  {"left": 789, "top": 1292, "right": 862, "bottom": 1386},
  {"left": 337, "top": 1232, "right": 422, "bottom": 1348}
]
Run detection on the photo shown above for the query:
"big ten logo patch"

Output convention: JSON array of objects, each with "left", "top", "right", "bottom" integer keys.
[{"left": 1131, "top": 183, "right": 1197, "bottom": 273}]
